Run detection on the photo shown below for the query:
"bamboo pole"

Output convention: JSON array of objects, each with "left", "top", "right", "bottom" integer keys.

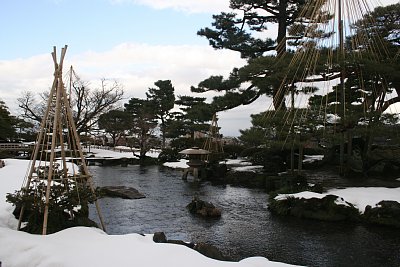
[
  {"left": 59, "top": 48, "right": 107, "bottom": 232},
  {"left": 338, "top": 0, "right": 347, "bottom": 176},
  {"left": 298, "top": 143, "right": 303, "bottom": 175},
  {"left": 17, "top": 49, "right": 60, "bottom": 230},
  {"left": 42, "top": 63, "right": 62, "bottom": 235}
]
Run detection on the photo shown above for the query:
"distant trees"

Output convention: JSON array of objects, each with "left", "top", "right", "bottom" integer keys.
[
  {"left": 124, "top": 97, "right": 158, "bottom": 159},
  {"left": 17, "top": 78, "right": 124, "bottom": 134},
  {"left": 0, "top": 100, "right": 34, "bottom": 142},
  {"left": 146, "top": 80, "right": 175, "bottom": 148},
  {"left": 93, "top": 79, "right": 219, "bottom": 158},
  {"left": 175, "top": 95, "right": 215, "bottom": 138},
  {"left": 0, "top": 100, "right": 16, "bottom": 142},
  {"left": 98, "top": 109, "right": 131, "bottom": 147}
]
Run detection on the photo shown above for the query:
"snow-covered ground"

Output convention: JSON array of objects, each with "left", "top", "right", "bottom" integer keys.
[
  {"left": 163, "top": 158, "right": 188, "bottom": 169},
  {"left": 85, "top": 146, "right": 161, "bottom": 159},
  {"left": 0, "top": 158, "right": 299, "bottom": 267},
  {"left": 163, "top": 158, "right": 262, "bottom": 172}
]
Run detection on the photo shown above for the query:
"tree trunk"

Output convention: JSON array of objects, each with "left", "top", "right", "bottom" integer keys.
[
  {"left": 161, "top": 117, "right": 166, "bottom": 149},
  {"left": 276, "top": 0, "right": 287, "bottom": 58},
  {"left": 339, "top": 132, "right": 345, "bottom": 176},
  {"left": 298, "top": 143, "right": 303, "bottom": 175},
  {"left": 273, "top": 0, "right": 289, "bottom": 110}
]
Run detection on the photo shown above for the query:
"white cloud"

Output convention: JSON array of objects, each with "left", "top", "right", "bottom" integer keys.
[
  {"left": 0, "top": 43, "right": 252, "bottom": 135},
  {"left": 110, "top": 0, "right": 400, "bottom": 15},
  {"left": 70, "top": 43, "right": 245, "bottom": 98},
  {"left": 111, "top": 0, "right": 231, "bottom": 14},
  {"left": 0, "top": 55, "right": 54, "bottom": 110}
]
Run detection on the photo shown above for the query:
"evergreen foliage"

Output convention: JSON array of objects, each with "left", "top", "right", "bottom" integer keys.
[
  {"left": 98, "top": 109, "right": 131, "bottom": 146},
  {"left": 146, "top": 80, "right": 175, "bottom": 148},
  {"left": 0, "top": 100, "right": 17, "bottom": 142},
  {"left": 124, "top": 97, "right": 158, "bottom": 159},
  {"left": 175, "top": 96, "right": 215, "bottom": 137},
  {"left": 6, "top": 171, "right": 98, "bottom": 234}
]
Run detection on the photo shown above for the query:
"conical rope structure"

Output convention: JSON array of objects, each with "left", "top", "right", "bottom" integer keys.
[
  {"left": 17, "top": 46, "right": 106, "bottom": 235},
  {"left": 203, "top": 113, "right": 224, "bottom": 163},
  {"left": 260, "top": 0, "right": 399, "bottom": 174}
]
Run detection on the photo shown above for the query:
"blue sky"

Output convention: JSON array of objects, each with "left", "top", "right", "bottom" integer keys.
[
  {"left": 1, "top": 0, "right": 214, "bottom": 58},
  {"left": 0, "top": 0, "right": 398, "bottom": 136}
]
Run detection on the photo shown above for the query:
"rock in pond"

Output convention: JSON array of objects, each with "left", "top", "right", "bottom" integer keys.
[
  {"left": 268, "top": 194, "right": 360, "bottom": 222},
  {"left": 99, "top": 186, "right": 145, "bottom": 199},
  {"left": 187, "top": 197, "right": 221, "bottom": 218},
  {"left": 364, "top": 200, "right": 400, "bottom": 228},
  {"left": 152, "top": 231, "right": 229, "bottom": 261}
]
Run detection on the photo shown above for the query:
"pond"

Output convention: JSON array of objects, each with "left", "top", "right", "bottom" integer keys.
[{"left": 89, "top": 165, "right": 400, "bottom": 267}]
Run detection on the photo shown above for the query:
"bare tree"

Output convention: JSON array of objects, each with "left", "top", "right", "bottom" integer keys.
[{"left": 18, "top": 78, "right": 124, "bottom": 134}]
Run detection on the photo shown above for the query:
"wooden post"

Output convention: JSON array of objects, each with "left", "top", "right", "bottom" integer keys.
[
  {"left": 347, "top": 129, "right": 353, "bottom": 171},
  {"left": 43, "top": 52, "right": 63, "bottom": 235},
  {"left": 339, "top": 132, "right": 345, "bottom": 176},
  {"left": 298, "top": 143, "right": 303, "bottom": 175},
  {"left": 290, "top": 145, "right": 295, "bottom": 174}
]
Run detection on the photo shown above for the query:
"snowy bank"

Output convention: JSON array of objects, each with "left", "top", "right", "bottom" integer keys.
[
  {"left": 0, "top": 227, "right": 296, "bottom": 267},
  {"left": 0, "top": 158, "right": 300, "bottom": 267},
  {"left": 86, "top": 147, "right": 160, "bottom": 159},
  {"left": 163, "top": 159, "right": 188, "bottom": 169}
]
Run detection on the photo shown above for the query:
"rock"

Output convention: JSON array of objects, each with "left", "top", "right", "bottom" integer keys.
[
  {"left": 363, "top": 200, "right": 400, "bottom": 228},
  {"left": 152, "top": 231, "right": 228, "bottom": 261},
  {"left": 167, "top": 239, "right": 195, "bottom": 249},
  {"left": 194, "top": 242, "right": 229, "bottom": 261},
  {"left": 366, "top": 146, "right": 400, "bottom": 178},
  {"left": 99, "top": 186, "right": 145, "bottom": 199},
  {"left": 153, "top": 232, "right": 167, "bottom": 243},
  {"left": 187, "top": 197, "right": 221, "bottom": 218},
  {"left": 269, "top": 194, "right": 361, "bottom": 222}
]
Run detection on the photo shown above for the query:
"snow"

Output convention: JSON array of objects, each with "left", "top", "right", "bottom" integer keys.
[
  {"left": 222, "top": 159, "right": 253, "bottom": 166},
  {"left": 231, "top": 165, "right": 264, "bottom": 172},
  {"left": 163, "top": 159, "right": 188, "bottom": 169},
  {"left": 163, "top": 157, "right": 264, "bottom": 173},
  {"left": 0, "top": 159, "right": 27, "bottom": 229},
  {"left": 303, "top": 155, "right": 324, "bottom": 163},
  {"left": 275, "top": 187, "right": 400, "bottom": 213},
  {"left": 0, "top": 227, "right": 292, "bottom": 267},
  {"left": 220, "top": 158, "right": 263, "bottom": 172},
  {"left": 85, "top": 146, "right": 160, "bottom": 159},
  {"left": 0, "top": 158, "right": 300, "bottom": 267}
]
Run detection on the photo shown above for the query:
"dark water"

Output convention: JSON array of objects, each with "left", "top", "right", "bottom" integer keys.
[{"left": 89, "top": 165, "right": 400, "bottom": 267}]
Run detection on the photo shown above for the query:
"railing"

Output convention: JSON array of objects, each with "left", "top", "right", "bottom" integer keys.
[{"left": 0, "top": 143, "right": 35, "bottom": 151}]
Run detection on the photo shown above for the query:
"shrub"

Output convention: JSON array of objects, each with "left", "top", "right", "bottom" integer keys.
[
  {"left": 7, "top": 181, "right": 98, "bottom": 234},
  {"left": 158, "top": 148, "right": 180, "bottom": 163}
]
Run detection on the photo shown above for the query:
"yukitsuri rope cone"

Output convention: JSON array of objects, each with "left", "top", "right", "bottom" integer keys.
[{"left": 17, "top": 46, "right": 106, "bottom": 235}]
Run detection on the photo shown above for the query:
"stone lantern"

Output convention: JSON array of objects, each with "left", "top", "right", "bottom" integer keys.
[{"left": 179, "top": 147, "right": 209, "bottom": 180}]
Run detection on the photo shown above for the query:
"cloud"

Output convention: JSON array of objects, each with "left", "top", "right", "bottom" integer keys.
[
  {"left": 69, "top": 43, "right": 246, "bottom": 99},
  {"left": 110, "top": 0, "right": 231, "bottom": 14},
  {"left": 0, "top": 55, "right": 54, "bottom": 109},
  {"left": 0, "top": 43, "right": 254, "bottom": 135}
]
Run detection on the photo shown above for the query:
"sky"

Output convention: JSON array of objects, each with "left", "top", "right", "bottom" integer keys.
[{"left": 0, "top": 0, "right": 399, "bottom": 136}]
